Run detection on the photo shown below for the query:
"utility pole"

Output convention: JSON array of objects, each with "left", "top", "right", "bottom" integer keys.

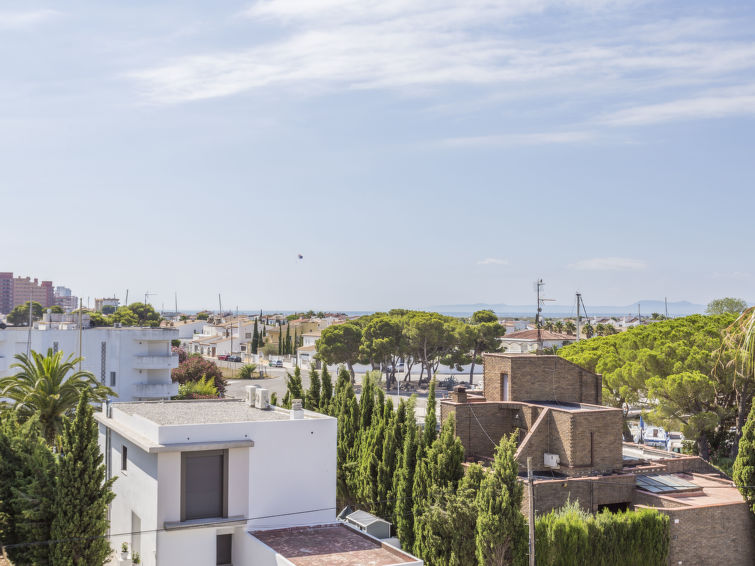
[
  {"left": 576, "top": 292, "right": 582, "bottom": 341},
  {"left": 125, "top": 289, "right": 129, "bottom": 306},
  {"left": 218, "top": 294, "right": 223, "bottom": 318},
  {"left": 665, "top": 297, "right": 668, "bottom": 319},
  {"left": 638, "top": 303, "right": 641, "bottom": 325},
  {"left": 78, "top": 298, "right": 83, "bottom": 372},
  {"left": 175, "top": 292, "right": 178, "bottom": 316},
  {"left": 26, "top": 291, "right": 33, "bottom": 357},
  {"left": 527, "top": 457, "right": 536, "bottom": 566}
]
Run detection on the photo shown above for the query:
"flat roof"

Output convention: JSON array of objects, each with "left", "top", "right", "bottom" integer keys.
[
  {"left": 252, "top": 524, "right": 417, "bottom": 566},
  {"left": 113, "top": 399, "right": 309, "bottom": 425}
]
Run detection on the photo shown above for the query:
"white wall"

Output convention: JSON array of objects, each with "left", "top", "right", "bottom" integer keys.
[{"left": 0, "top": 327, "right": 178, "bottom": 401}]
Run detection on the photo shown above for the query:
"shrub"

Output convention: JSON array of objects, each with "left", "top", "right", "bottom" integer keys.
[
  {"left": 239, "top": 364, "right": 257, "bottom": 379},
  {"left": 172, "top": 355, "right": 225, "bottom": 394},
  {"left": 176, "top": 376, "right": 219, "bottom": 399}
]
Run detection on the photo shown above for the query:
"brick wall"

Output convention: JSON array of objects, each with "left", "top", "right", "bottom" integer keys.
[
  {"left": 482, "top": 354, "right": 602, "bottom": 404},
  {"left": 441, "top": 401, "right": 520, "bottom": 460},
  {"left": 635, "top": 502, "right": 755, "bottom": 566},
  {"left": 521, "top": 474, "right": 636, "bottom": 515}
]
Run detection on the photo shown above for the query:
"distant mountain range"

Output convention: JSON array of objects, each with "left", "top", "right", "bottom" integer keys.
[{"left": 433, "top": 300, "right": 707, "bottom": 317}]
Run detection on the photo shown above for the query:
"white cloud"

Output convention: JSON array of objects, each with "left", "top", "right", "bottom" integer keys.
[
  {"left": 128, "top": 0, "right": 755, "bottom": 111},
  {"left": 478, "top": 258, "right": 509, "bottom": 265},
  {"left": 569, "top": 257, "right": 647, "bottom": 271},
  {"left": 0, "top": 9, "right": 59, "bottom": 30},
  {"left": 442, "top": 131, "right": 594, "bottom": 147},
  {"left": 601, "top": 86, "right": 755, "bottom": 126}
]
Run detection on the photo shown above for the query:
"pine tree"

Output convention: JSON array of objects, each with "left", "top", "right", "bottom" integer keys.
[
  {"left": 475, "top": 433, "right": 527, "bottom": 566},
  {"left": 320, "top": 365, "right": 333, "bottom": 413},
  {"left": 251, "top": 319, "right": 259, "bottom": 354},
  {"left": 733, "top": 400, "right": 755, "bottom": 514},
  {"left": 50, "top": 392, "right": 116, "bottom": 566},
  {"left": 306, "top": 368, "right": 321, "bottom": 411},
  {"left": 394, "top": 406, "right": 419, "bottom": 550},
  {"left": 423, "top": 377, "right": 437, "bottom": 447}
]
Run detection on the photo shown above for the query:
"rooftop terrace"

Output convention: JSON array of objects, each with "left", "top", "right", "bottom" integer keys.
[{"left": 251, "top": 524, "right": 419, "bottom": 566}]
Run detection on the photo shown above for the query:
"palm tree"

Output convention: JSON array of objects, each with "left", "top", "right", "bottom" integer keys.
[
  {"left": 0, "top": 349, "right": 114, "bottom": 444},
  {"left": 583, "top": 323, "right": 595, "bottom": 338},
  {"left": 554, "top": 321, "right": 564, "bottom": 334},
  {"left": 721, "top": 308, "right": 755, "bottom": 455},
  {"left": 564, "top": 321, "right": 577, "bottom": 335}
]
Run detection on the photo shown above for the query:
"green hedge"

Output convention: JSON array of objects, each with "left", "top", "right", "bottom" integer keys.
[{"left": 535, "top": 502, "right": 669, "bottom": 566}]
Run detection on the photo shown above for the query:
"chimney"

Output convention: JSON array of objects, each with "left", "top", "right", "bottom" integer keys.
[
  {"left": 450, "top": 386, "right": 467, "bottom": 404},
  {"left": 290, "top": 399, "right": 304, "bottom": 420}
]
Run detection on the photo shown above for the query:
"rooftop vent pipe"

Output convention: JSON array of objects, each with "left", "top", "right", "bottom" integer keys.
[{"left": 291, "top": 399, "right": 304, "bottom": 420}]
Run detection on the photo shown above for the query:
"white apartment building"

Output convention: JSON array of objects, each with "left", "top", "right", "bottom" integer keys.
[
  {"left": 0, "top": 323, "right": 179, "bottom": 401},
  {"left": 96, "top": 394, "right": 421, "bottom": 566},
  {"left": 499, "top": 328, "right": 577, "bottom": 353}
]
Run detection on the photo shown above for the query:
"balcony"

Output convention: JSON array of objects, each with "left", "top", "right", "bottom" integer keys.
[
  {"left": 133, "top": 382, "right": 179, "bottom": 399},
  {"left": 133, "top": 354, "right": 179, "bottom": 370}
]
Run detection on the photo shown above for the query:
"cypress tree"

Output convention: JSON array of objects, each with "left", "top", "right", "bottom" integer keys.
[
  {"left": 377, "top": 413, "right": 399, "bottom": 518},
  {"left": 359, "top": 373, "right": 376, "bottom": 430},
  {"left": 11, "top": 428, "right": 57, "bottom": 566},
  {"left": 357, "top": 417, "right": 385, "bottom": 511},
  {"left": 411, "top": 442, "right": 430, "bottom": 554},
  {"left": 251, "top": 319, "right": 259, "bottom": 354},
  {"left": 50, "top": 392, "right": 116, "bottom": 566},
  {"left": 0, "top": 413, "right": 22, "bottom": 552},
  {"left": 293, "top": 329, "right": 298, "bottom": 355},
  {"left": 423, "top": 377, "right": 437, "bottom": 447},
  {"left": 320, "top": 365, "right": 333, "bottom": 413},
  {"left": 285, "top": 325, "right": 291, "bottom": 355},
  {"left": 475, "top": 433, "right": 527, "bottom": 566},
  {"left": 306, "top": 368, "right": 321, "bottom": 411},
  {"left": 394, "top": 404, "right": 419, "bottom": 549},
  {"left": 283, "top": 366, "right": 304, "bottom": 409},
  {"left": 734, "top": 400, "right": 755, "bottom": 514},
  {"left": 425, "top": 418, "right": 465, "bottom": 489},
  {"left": 277, "top": 329, "right": 282, "bottom": 355}
]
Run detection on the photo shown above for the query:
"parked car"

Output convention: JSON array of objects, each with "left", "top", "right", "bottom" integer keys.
[
  {"left": 272, "top": 360, "right": 283, "bottom": 368},
  {"left": 227, "top": 355, "right": 242, "bottom": 362},
  {"left": 217, "top": 354, "right": 229, "bottom": 361}
]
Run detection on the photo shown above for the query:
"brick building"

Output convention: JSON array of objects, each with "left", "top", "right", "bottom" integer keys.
[
  {"left": 0, "top": 272, "right": 55, "bottom": 314},
  {"left": 441, "top": 353, "right": 755, "bottom": 566}
]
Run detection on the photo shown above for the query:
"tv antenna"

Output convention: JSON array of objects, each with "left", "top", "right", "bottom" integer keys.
[
  {"left": 144, "top": 291, "right": 156, "bottom": 305},
  {"left": 534, "top": 278, "right": 555, "bottom": 350}
]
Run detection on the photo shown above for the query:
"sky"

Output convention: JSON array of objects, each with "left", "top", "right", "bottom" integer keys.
[{"left": 1, "top": 0, "right": 754, "bottom": 312}]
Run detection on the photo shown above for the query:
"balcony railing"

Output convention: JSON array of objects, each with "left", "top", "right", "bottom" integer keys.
[
  {"left": 133, "top": 354, "right": 179, "bottom": 370},
  {"left": 133, "top": 382, "right": 179, "bottom": 399}
]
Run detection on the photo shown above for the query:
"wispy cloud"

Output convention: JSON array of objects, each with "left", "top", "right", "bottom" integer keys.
[
  {"left": 569, "top": 257, "right": 647, "bottom": 271},
  {"left": 442, "top": 131, "right": 594, "bottom": 147},
  {"left": 478, "top": 258, "right": 509, "bottom": 265},
  {"left": 601, "top": 85, "right": 755, "bottom": 126},
  {"left": 128, "top": 1, "right": 755, "bottom": 112},
  {"left": 0, "top": 9, "right": 59, "bottom": 30}
]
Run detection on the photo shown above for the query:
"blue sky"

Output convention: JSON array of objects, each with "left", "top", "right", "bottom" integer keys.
[{"left": 2, "top": 0, "right": 754, "bottom": 311}]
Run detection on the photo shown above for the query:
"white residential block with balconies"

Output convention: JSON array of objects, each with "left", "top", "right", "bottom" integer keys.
[{"left": 0, "top": 324, "right": 179, "bottom": 401}]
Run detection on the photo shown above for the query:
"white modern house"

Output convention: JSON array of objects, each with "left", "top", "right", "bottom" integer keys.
[
  {"left": 97, "top": 393, "right": 421, "bottom": 566},
  {"left": 0, "top": 320, "right": 179, "bottom": 401}
]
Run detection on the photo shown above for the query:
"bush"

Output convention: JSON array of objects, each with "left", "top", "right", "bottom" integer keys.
[
  {"left": 535, "top": 501, "right": 669, "bottom": 566},
  {"left": 171, "top": 355, "right": 225, "bottom": 394},
  {"left": 239, "top": 364, "right": 257, "bottom": 379},
  {"left": 176, "top": 376, "right": 219, "bottom": 399}
]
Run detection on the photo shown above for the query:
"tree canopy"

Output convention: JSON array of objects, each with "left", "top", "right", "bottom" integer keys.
[{"left": 706, "top": 297, "right": 748, "bottom": 315}]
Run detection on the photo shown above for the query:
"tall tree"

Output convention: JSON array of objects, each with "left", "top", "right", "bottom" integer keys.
[
  {"left": 707, "top": 297, "right": 748, "bottom": 315},
  {"left": 6, "top": 301, "right": 44, "bottom": 326},
  {"left": 404, "top": 312, "right": 459, "bottom": 384},
  {"left": 733, "top": 399, "right": 755, "bottom": 514},
  {"left": 423, "top": 377, "right": 437, "bottom": 447},
  {"left": 466, "top": 310, "right": 505, "bottom": 384},
  {"left": 317, "top": 323, "right": 363, "bottom": 382},
  {"left": 360, "top": 315, "right": 404, "bottom": 388},
  {"left": 475, "top": 433, "right": 527, "bottom": 566},
  {"left": 306, "top": 368, "right": 321, "bottom": 410},
  {"left": 251, "top": 319, "right": 259, "bottom": 354},
  {"left": 320, "top": 365, "right": 333, "bottom": 413},
  {"left": 282, "top": 366, "right": 304, "bottom": 409},
  {"left": 394, "top": 403, "right": 419, "bottom": 548},
  {"left": 50, "top": 392, "right": 116, "bottom": 566},
  {"left": 0, "top": 349, "right": 113, "bottom": 445}
]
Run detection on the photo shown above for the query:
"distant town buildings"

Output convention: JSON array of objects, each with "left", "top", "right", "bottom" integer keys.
[
  {"left": 95, "top": 297, "right": 120, "bottom": 312},
  {"left": 0, "top": 272, "right": 54, "bottom": 313},
  {"left": 54, "top": 286, "right": 79, "bottom": 311}
]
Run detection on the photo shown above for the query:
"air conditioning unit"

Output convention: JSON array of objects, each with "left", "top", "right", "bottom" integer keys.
[
  {"left": 245, "top": 385, "right": 259, "bottom": 406},
  {"left": 544, "top": 453, "right": 560, "bottom": 469},
  {"left": 255, "top": 388, "right": 270, "bottom": 410}
]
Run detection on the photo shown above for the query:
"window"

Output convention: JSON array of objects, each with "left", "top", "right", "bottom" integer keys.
[
  {"left": 216, "top": 534, "right": 232, "bottom": 565},
  {"left": 121, "top": 445, "right": 128, "bottom": 471},
  {"left": 110, "top": 371, "right": 117, "bottom": 387},
  {"left": 181, "top": 450, "right": 228, "bottom": 521},
  {"left": 502, "top": 373, "right": 509, "bottom": 401}
]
